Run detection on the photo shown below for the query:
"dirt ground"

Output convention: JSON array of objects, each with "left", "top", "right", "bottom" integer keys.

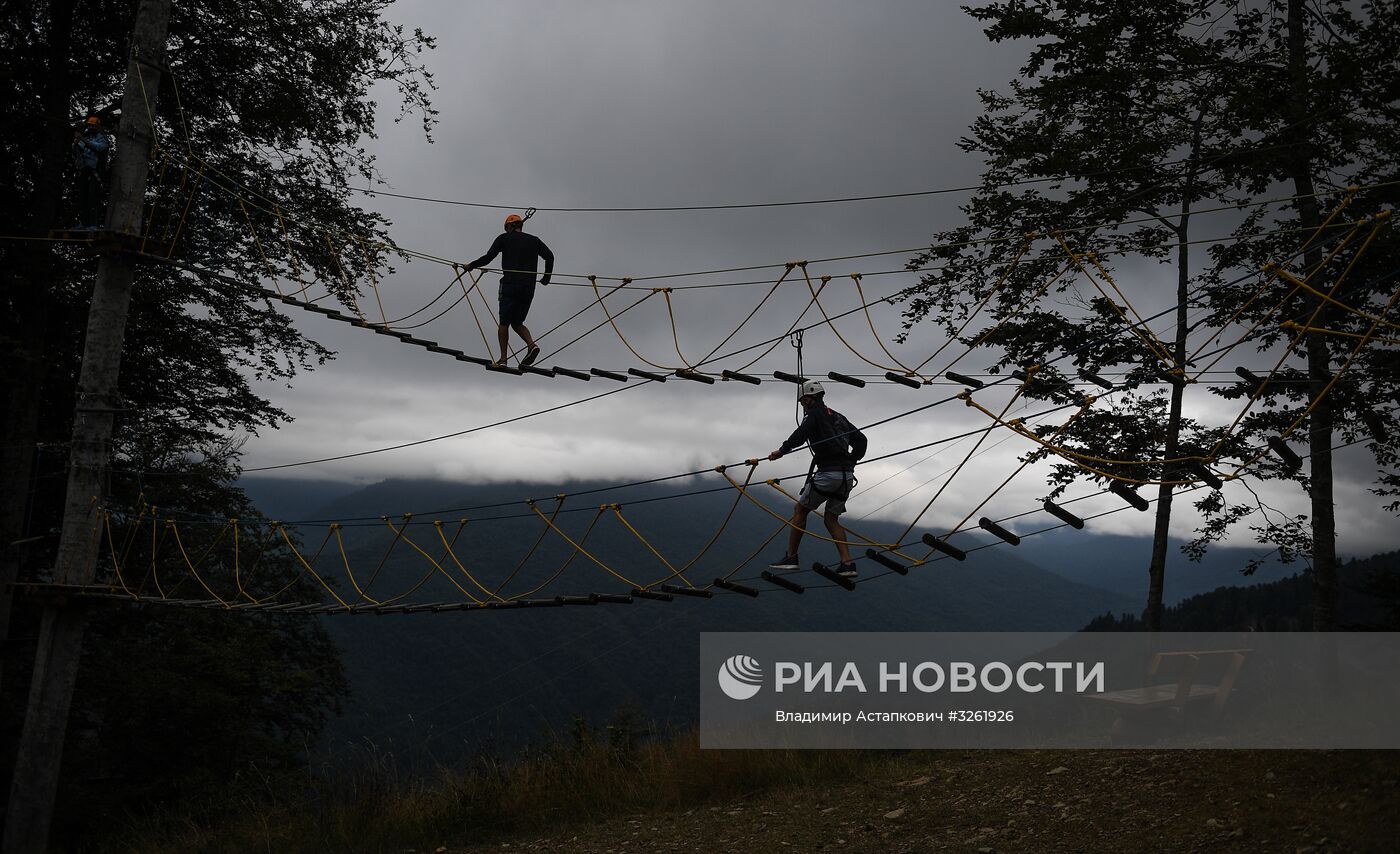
[{"left": 446, "top": 750, "right": 1399, "bottom": 853}]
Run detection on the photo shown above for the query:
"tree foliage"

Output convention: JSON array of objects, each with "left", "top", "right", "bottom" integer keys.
[
  {"left": 901, "top": 0, "right": 1398, "bottom": 629},
  {"left": 0, "top": 0, "right": 437, "bottom": 831}
]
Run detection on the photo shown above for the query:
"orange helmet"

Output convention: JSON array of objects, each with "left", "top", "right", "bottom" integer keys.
[
  {"left": 504, "top": 214, "right": 523, "bottom": 227},
  {"left": 85, "top": 115, "right": 101, "bottom": 126}
]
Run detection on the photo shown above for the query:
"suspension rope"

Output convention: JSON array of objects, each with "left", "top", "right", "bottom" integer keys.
[
  {"left": 487, "top": 496, "right": 566, "bottom": 600},
  {"left": 506, "top": 504, "right": 606, "bottom": 600},
  {"left": 526, "top": 500, "right": 646, "bottom": 589}
]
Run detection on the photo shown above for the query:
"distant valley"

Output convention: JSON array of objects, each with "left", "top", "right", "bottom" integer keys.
[{"left": 237, "top": 475, "right": 1349, "bottom": 765}]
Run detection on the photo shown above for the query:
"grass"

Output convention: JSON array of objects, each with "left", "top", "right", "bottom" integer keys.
[{"left": 103, "top": 728, "right": 887, "bottom": 853}]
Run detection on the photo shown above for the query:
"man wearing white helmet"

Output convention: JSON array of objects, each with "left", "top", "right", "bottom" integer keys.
[{"left": 767, "top": 380, "right": 867, "bottom": 577}]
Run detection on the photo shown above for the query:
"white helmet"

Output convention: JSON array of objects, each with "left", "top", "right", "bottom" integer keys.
[{"left": 800, "top": 380, "right": 825, "bottom": 398}]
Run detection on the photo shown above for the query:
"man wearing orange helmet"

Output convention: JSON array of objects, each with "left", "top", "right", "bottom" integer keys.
[{"left": 464, "top": 213, "right": 554, "bottom": 368}]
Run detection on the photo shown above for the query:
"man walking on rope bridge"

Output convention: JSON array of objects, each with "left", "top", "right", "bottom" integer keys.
[
  {"left": 464, "top": 212, "right": 554, "bottom": 368},
  {"left": 767, "top": 381, "right": 867, "bottom": 578}
]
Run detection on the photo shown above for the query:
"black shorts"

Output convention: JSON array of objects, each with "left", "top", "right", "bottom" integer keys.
[{"left": 498, "top": 281, "right": 535, "bottom": 326}]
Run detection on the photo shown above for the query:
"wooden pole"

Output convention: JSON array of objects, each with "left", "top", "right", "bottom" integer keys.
[{"left": 3, "top": 1, "right": 170, "bottom": 850}]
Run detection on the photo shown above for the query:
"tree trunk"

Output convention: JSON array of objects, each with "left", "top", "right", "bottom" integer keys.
[
  {"left": 1286, "top": 0, "right": 1337, "bottom": 632},
  {"left": 1144, "top": 115, "right": 1202, "bottom": 632},
  {"left": 1144, "top": 228, "right": 1190, "bottom": 631},
  {"left": 4, "top": 2, "right": 170, "bottom": 849}
]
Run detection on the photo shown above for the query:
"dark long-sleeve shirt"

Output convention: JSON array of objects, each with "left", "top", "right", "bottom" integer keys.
[
  {"left": 778, "top": 406, "right": 867, "bottom": 471},
  {"left": 468, "top": 230, "right": 554, "bottom": 286}
]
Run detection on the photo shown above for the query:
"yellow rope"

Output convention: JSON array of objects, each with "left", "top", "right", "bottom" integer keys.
[
  {"left": 695, "top": 265, "right": 795, "bottom": 364},
  {"left": 1224, "top": 278, "right": 1400, "bottom": 478},
  {"left": 102, "top": 511, "right": 141, "bottom": 599},
  {"left": 608, "top": 504, "right": 694, "bottom": 589},
  {"left": 358, "top": 515, "right": 409, "bottom": 595},
  {"left": 134, "top": 61, "right": 161, "bottom": 154},
  {"left": 474, "top": 272, "right": 501, "bottom": 328},
  {"left": 911, "top": 237, "right": 1033, "bottom": 374},
  {"left": 797, "top": 262, "right": 919, "bottom": 378},
  {"left": 733, "top": 267, "right": 828, "bottom": 373},
  {"left": 717, "top": 467, "right": 898, "bottom": 549},
  {"left": 934, "top": 254, "right": 1070, "bottom": 378},
  {"left": 960, "top": 394, "right": 1198, "bottom": 487},
  {"left": 587, "top": 276, "right": 674, "bottom": 370},
  {"left": 115, "top": 497, "right": 151, "bottom": 586},
  {"left": 942, "top": 396, "right": 1096, "bottom": 540},
  {"left": 274, "top": 204, "right": 310, "bottom": 295},
  {"left": 1086, "top": 250, "right": 1180, "bottom": 370},
  {"left": 358, "top": 234, "right": 388, "bottom": 323},
  {"left": 167, "top": 163, "right": 205, "bottom": 259},
  {"left": 1271, "top": 265, "right": 1400, "bottom": 331},
  {"left": 527, "top": 500, "right": 645, "bottom": 589},
  {"left": 1298, "top": 185, "right": 1362, "bottom": 255},
  {"left": 381, "top": 518, "right": 484, "bottom": 604},
  {"left": 431, "top": 519, "right": 502, "bottom": 601},
  {"left": 663, "top": 463, "right": 762, "bottom": 585},
  {"left": 850, "top": 273, "right": 924, "bottom": 379},
  {"left": 1188, "top": 247, "right": 1342, "bottom": 382},
  {"left": 489, "top": 496, "right": 565, "bottom": 599},
  {"left": 711, "top": 520, "right": 789, "bottom": 586},
  {"left": 330, "top": 523, "right": 386, "bottom": 605},
  {"left": 231, "top": 519, "right": 245, "bottom": 599},
  {"left": 1204, "top": 218, "right": 1385, "bottom": 460},
  {"left": 894, "top": 377, "right": 1033, "bottom": 544},
  {"left": 239, "top": 198, "right": 282, "bottom": 294},
  {"left": 240, "top": 523, "right": 327, "bottom": 605},
  {"left": 1186, "top": 273, "right": 1303, "bottom": 380},
  {"left": 661, "top": 289, "right": 700, "bottom": 369},
  {"left": 763, "top": 480, "right": 922, "bottom": 564},
  {"left": 323, "top": 231, "right": 366, "bottom": 319},
  {"left": 1280, "top": 321, "right": 1400, "bottom": 346},
  {"left": 275, "top": 524, "right": 351, "bottom": 609},
  {"left": 535, "top": 277, "right": 635, "bottom": 345},
  {"left": 1054, "top": 233, "right": 1178, "bottom": 371},
  {"left": 166, "top": 520, "right": 233, "bottom": 607},
  {"left": 508, "top": 505, "right": 606, "bottom": 600},
  {"left": 149, "top": 508, "right": 167, "bottom": 598},
  {"left": 539, "top": 287, "right": 661, "bottom": 364},
  {"left": 1186, "top": 193, "right": 1363, "bottom": 366},
  {"left": 459, "top": 266, "right": 496, "bottom": 351}
]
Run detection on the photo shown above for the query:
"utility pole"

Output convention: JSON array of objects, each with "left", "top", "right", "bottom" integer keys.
[{"left": 3, "top": 1, "right": 170, "bottom": 850}]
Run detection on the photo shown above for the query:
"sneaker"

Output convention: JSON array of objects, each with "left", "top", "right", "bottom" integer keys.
[
  {"left": 836, "top": 562, "right": 859, "bottom": 578},
  {"left": 520, "top": 345, "right": 541, "bottom": 367},
  {"left": 768, "top": 554, "right": 800, "bottom": 570}
]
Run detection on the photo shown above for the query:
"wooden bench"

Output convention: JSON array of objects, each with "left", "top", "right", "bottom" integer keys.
[{"left": 1085, "top": 649, "right": 1250, "bottom": 718}]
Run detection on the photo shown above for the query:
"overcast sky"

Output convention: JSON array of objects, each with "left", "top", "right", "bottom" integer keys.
[{"left": 234, "top": 1, "right": 1396, "bottom": 558}]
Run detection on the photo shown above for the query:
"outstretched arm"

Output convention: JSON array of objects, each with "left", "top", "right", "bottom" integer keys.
[
  {"left": 769, "top": 416, "right": 812, "bottom": 460},
  {"left": 464, "top": 233, "right": 506, "bottom": 272}
]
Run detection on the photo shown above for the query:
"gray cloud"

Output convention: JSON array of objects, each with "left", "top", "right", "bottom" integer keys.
[{"left": 239, "top": 1, "right": 1396, "bottom": 557}]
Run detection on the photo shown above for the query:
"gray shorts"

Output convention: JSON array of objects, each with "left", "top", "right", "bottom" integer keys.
[{"left": 797, "top": 470, "right": 855, "bottom": 516}]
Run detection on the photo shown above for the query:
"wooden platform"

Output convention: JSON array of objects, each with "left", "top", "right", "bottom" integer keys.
[{"left": 48, "top": 228, "right": 172, "bottom": 255}]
